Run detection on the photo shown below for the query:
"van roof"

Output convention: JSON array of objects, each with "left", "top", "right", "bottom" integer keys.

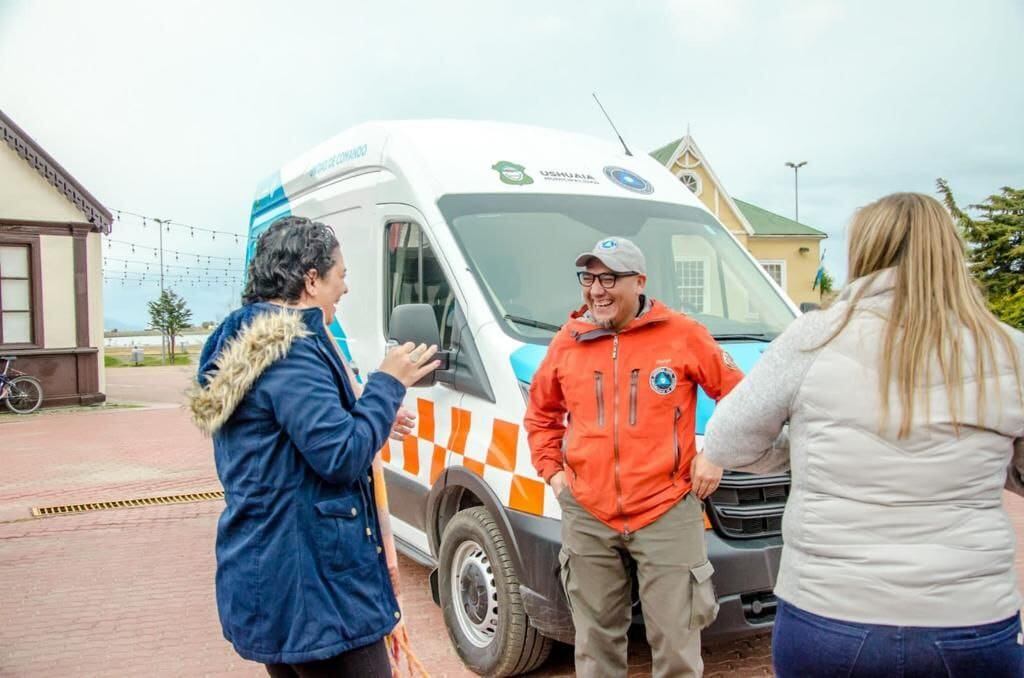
[{"left": 251, "top": 119, "right": 708, "bottom": 221}]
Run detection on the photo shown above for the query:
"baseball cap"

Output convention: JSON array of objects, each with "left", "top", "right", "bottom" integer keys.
[{"left": 574, "top": 237, "right": 646, "bottom": 275}]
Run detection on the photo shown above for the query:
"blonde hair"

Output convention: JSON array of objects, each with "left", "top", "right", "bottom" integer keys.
[{"left": 825, "top": 192, "right": 1020, "bottom": 438}]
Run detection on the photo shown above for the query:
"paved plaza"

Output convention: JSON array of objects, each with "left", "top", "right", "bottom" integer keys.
[{"left": 2, "top": 366, "right": 1022, "bottom": 676}]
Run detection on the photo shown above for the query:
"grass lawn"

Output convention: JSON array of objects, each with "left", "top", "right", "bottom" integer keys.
[{"left": 105, "top": 352, "right": 192, "bottom": 368}]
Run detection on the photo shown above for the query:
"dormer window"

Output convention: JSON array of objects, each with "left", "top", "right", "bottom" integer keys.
[{"left": 679, "top": 171, "right": 701, "bottom": 196}]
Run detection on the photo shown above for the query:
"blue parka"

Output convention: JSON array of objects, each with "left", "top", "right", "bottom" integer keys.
[{"left": 187, "top": 302, "right": 406, "bottom": 664}]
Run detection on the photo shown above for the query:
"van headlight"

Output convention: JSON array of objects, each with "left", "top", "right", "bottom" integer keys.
[{"left": 518, "top": 380, "right": 531, "bottom": 404}]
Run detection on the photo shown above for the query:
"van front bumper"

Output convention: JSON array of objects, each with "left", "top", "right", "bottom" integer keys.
[{"left": 508, "top": 508, "right": 783, "bottom": 645}]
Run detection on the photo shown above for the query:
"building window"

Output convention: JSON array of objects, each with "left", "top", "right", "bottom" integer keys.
[
  {"left": 675, "top": 258, "right": 709, "bottom": 313},
  {"left": 678, "top": 171, "right": 702, "bottom": 196},
  {"left": 759, "top": 260, "right": 787, "bottom": 290},
  {"left": 0, "top": 245, "right": 33, "bottom": 344}
]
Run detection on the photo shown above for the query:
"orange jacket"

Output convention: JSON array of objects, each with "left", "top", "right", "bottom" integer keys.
[{"left": 525, "top": 299, "right": 743, "bottom": 533}]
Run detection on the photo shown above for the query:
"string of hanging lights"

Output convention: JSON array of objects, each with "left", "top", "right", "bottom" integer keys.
[
  {"left": 103, "top": 255, "right": 242, "bottom": 274},
  {"left": 110, "top": 208, "right": 251, "bottom": 245},
  {"left": 105, "top": 238, "right": 242, "bottom": 264},
  {"left": 102, "top": 207, "right": 252, "bottom": 305}
]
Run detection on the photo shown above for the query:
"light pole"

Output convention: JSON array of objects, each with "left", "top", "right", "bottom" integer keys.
[
  {"left": 154, "top": 218, "right": 168, "bottom": 364},
  {"left": 785, "top": 161, "right": 807, "bottom": 223}
]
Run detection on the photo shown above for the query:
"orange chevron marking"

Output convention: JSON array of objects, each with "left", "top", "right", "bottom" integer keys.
[
  {"left": 509, "top": 475, "right": 545, "bottom": 516},
  {"left": 402, "top": 435, "right": 420, "bottom": 475},
  {"left": 430, "top": 445, "right": 446, "bottom": 484},
  {"left": 448, "top": 407, "right": 471, "bottom": 454},
  {"left": 486, "top": 419, "right": 519, "bottom": 472},
  {"left": 463, "top": 457, "right": 485, "bottom": 477},
  {"left": 417, "top": 398, "right": 435, "bottom": 443}
]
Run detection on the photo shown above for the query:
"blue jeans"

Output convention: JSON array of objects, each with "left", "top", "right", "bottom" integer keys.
[{"left": 773, "top": 598, "right": 1024, "bottom": 677}]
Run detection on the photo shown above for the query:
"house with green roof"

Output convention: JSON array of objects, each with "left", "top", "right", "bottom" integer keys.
[{"left": 651, "top": 135, "right": 827, "bottom": 306}]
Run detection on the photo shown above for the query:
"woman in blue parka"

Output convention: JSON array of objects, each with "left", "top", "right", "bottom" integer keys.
[{"left": 187, "top": 216, "right": 438, "bottom": 676}]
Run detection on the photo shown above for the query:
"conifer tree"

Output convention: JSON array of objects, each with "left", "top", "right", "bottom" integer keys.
[
  {"left": 937, "top": 179, "right": 1024, "bottom": 329},
  {"left": 147, "top": 289, "right": 193, "bottom": 362}
]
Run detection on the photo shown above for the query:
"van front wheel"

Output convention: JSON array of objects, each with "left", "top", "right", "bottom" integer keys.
[{"left": 439, "top": 506, "right": 552, "bottom": 676}]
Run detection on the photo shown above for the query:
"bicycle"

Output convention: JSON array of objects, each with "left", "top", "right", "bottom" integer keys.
[{"left": 0, "top": 356, "right": 44, "bottom": 415}]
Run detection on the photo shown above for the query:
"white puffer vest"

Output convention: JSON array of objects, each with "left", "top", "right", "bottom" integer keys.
[{"left": 707, "top": 268, "right": 1024, "bottom": 626}]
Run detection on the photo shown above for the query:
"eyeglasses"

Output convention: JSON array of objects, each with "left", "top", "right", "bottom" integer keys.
[{"left": 576, "top": 271, "right": 638, "bottom": 289}]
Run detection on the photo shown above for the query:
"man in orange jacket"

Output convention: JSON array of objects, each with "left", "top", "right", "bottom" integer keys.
[{"left": 525, "top": 237, "right": 743, "bottom": 677}]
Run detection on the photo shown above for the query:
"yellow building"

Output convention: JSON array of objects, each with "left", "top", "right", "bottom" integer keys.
[
  {"left": 651, "top": 135, "right": 827, "bottom": 307},
  {"left": 0, "top": 108, "right": 110, "bottom": 406}
]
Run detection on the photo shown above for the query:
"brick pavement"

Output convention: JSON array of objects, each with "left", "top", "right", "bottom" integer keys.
[
  {"left": 105, "top": 365, "right": 196, "bottom": 407},
  {"left": 0, "top": 366, "right": 1019, "bottom": 677}
]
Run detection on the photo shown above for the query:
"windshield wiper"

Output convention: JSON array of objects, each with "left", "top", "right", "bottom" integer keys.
[
  {"left": 713, "top": 332, "right": 775, "bottom": 342},
  {"left": 504, "top": 315, "right": 562, "bottom": 333}
]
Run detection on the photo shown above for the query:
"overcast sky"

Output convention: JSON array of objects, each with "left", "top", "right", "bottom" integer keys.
[{"left": 2, "top": 0, "right": 1022, "bottom": 328}]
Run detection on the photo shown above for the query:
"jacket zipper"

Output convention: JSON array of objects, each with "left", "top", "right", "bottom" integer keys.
[
  {"left": 670, "top": 407, "right": 682, "bottom": 480},
  {"left": 628, "top": 369, "right": 639, "bottom": 426},
  {"left": 561, "top": 416, "right": 576, "bottom": 477},
  {"left": 612, "top": 336, "right": 627, "bottom": 535},
  {"left": 594, "top": 372, "right": 605, "bottom": 427}
]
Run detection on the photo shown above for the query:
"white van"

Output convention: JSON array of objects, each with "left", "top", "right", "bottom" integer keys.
[{"left": 246, "top": 120, "right": 794, "bottom": 676}]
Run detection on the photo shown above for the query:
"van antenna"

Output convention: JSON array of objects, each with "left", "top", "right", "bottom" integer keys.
[{"left": 592, "top": 93, "right": 633, "bottom": 156}]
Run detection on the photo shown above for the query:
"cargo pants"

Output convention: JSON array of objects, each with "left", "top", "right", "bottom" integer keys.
[{"left": 557, "top": 490, "right": 719, "bottom": 678}]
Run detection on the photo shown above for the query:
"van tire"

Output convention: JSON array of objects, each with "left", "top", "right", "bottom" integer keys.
[{"left": 439, "top": 506, "right": 553, "bottom": 676}]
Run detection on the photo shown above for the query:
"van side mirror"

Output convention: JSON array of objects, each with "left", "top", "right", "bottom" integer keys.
[
  {"left": 388, "top": 304, "right": 450, "bottom": 387},
  {"left": 799, "top": 302, "right": 821, "bottom": 313},
  {"left": 439, "top": 303, "right": 495, "bottom": 403}
]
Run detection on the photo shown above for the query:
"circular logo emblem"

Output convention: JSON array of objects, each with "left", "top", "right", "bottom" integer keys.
[
  {"left": 649, "top": 367, "right": 677, "bottom": 396},
  {"left": 491, "top": 160, "right": 534, "bottom": 186},
  {"left": 603, "top": 166, "right": 654, "bottom": 194},
  {"left": 721, "top": 350, "right": 740, "bottom": 372}
]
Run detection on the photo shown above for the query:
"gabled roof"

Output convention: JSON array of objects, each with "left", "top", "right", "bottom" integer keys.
[
  {"left": 0, "top": 108, "right": 112, "bottom": 233},
  {"left": 650, "top": 134, "right": 826, "bottom": 239},
  {"left": 734, "top": 199, "right": 827, "bottom": 238},
  {"left": 650, "top": 137, "right": 683, "bottom": 166},
  {"left": 651, "top": 134, "right": 757, "bottom": 236}
]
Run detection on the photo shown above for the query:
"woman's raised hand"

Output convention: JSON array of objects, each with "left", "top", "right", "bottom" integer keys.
[{"left": 378, "top": 342, "right": 440, "bottom": 387}]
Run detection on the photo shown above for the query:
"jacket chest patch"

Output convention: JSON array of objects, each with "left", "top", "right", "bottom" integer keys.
[
  {"left": 649, "top": 367, "right": 677, "bottom": 395},
  {"left": 721, "top": 349, "right": 740, "bottom": 372}
]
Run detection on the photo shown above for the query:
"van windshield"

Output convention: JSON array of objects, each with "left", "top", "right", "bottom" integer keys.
[{"left": 439, "top": 193, "right": 796, "bottom": 344}]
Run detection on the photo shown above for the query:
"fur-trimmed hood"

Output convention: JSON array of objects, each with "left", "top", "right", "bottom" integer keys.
[
  {"left": 193, "top": 302, "right": 407, "bottom": 662},
  {"left": 187, "top": 304, "right": 312, "bottom": 435}
]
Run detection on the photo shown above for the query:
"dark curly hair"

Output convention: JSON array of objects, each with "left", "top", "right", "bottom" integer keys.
[{"left": 241, "top": 216, "right": 339, "bottom": 305}]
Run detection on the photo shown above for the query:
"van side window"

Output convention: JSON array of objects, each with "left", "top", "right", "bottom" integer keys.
[{"left": 384, "top": 222, "right": 457, "bottom": 349}]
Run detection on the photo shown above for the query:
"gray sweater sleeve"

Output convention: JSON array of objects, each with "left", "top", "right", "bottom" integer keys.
[{"left": 703, "top": 310, "right": 831, "bottom": 474}]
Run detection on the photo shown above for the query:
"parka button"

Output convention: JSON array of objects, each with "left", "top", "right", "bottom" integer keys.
[
  {"left": 350, "top": 507, "right": 358, "bottom": 516},
  {"left": 365, "top": 527, "right": 372, "bottom": 536},
  {"left": 394, "top": 611, "right": 401, "bottom": 619},
  {"left": 377, "top": 546, "right": 383, "bottom": 554}
]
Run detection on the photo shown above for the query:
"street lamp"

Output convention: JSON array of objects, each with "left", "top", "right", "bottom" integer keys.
[
  {"left": 153, "top": 218, "right": 169, "bottom": 364},
  {"left": 784, "top": 161, "right": 807, "bottom": 223}
]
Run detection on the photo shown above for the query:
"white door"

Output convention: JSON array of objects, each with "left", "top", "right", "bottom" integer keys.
[{"left": 379, "top": 209, "right": 465, "bottom": 555}]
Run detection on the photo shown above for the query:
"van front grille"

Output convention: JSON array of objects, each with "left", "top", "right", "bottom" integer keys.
[{"left": 706, "top": 472, "right": 789, "bottom": 539}]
